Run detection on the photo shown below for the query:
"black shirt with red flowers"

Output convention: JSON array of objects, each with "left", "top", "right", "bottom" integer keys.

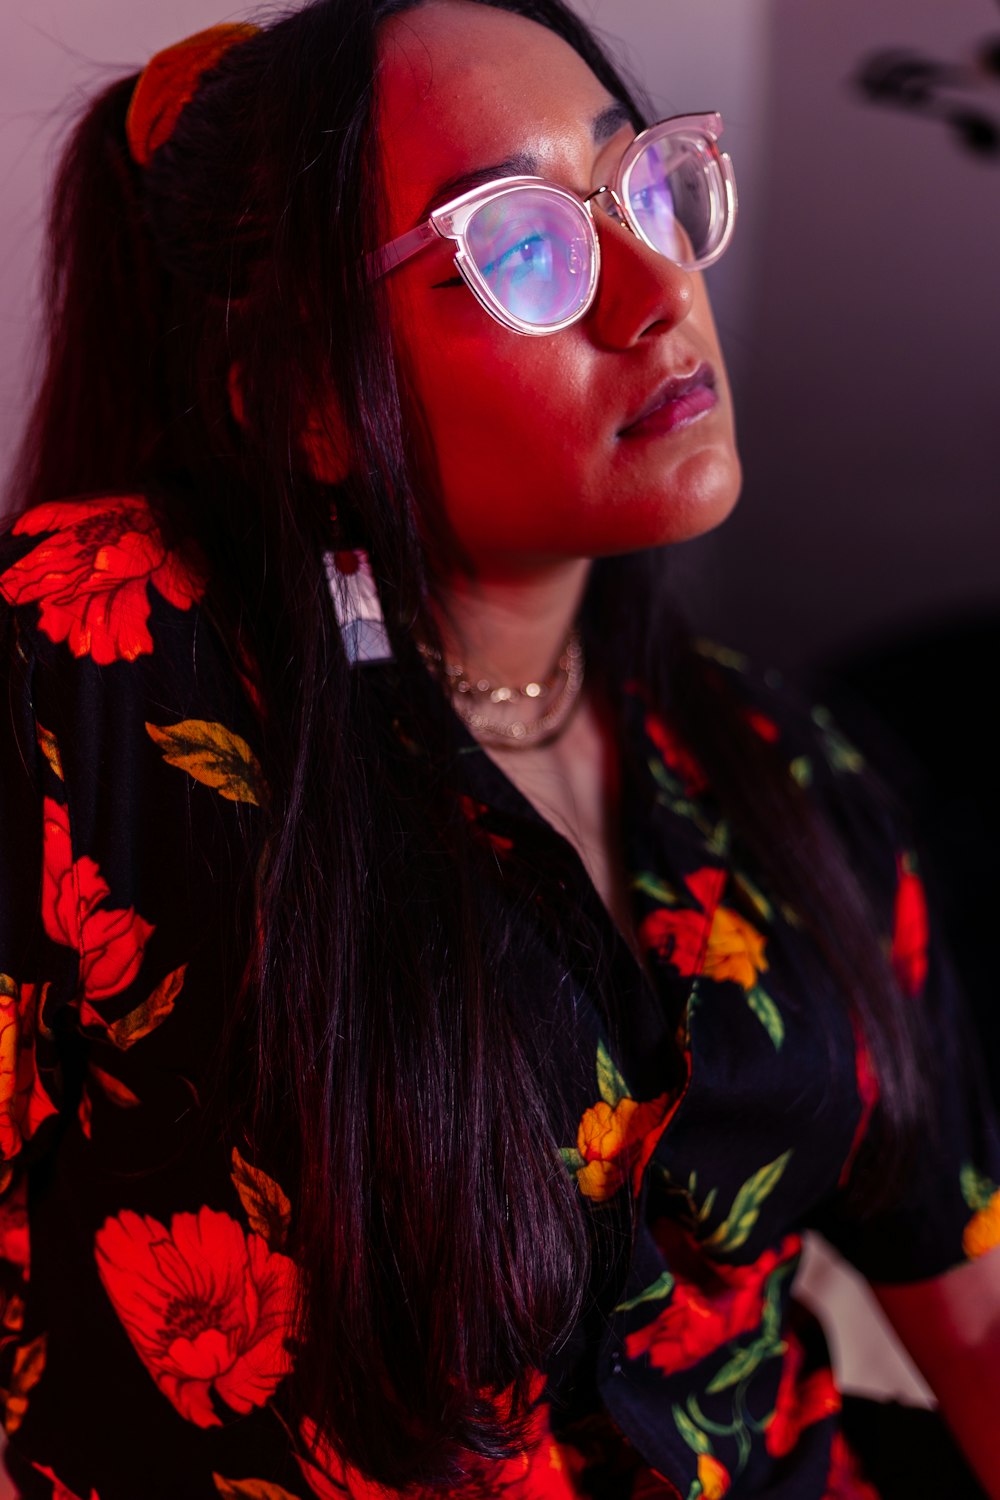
[{"left": 1, "top": 493, "right": 998, "bottom": 1500}]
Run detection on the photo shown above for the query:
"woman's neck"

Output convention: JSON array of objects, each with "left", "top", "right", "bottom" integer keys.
[{"left": 428, "top": 558, "right": 591, "bottom": 688}]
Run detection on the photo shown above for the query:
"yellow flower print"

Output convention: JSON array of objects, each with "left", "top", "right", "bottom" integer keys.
[
  {"left": 703, "top": 906, "right": 768, "bottom": 991},
  {"left": 963, "top": 1187, "right": 1000, "bottom": 1260},
  {"left": 575, "top": 1095, "right": 671, "bottom": 1202}
]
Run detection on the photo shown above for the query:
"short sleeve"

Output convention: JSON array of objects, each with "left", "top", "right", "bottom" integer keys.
[
  {"left": 810, "top": 867, "right": 1000, "bottom": 1285},
  {"left": 700, "top": 646, "right": 1000, "bottom": 1287},
  {"left": 800, "top": 730, "right": 1000, "bottom": 1285}
]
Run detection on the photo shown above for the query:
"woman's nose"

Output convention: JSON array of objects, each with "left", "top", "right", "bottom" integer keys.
[{"left": 586, "top": 203, "right": 695, "bottom": 348}]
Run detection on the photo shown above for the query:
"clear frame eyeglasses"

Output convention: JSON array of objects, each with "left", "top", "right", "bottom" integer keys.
[{"left": 368, "top": 113, "right": 737, "bottom": 337}]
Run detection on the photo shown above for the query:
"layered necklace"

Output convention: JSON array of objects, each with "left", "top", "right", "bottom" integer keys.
[{"left": 417, "top": 627, "right": 585, "bottom": 749}]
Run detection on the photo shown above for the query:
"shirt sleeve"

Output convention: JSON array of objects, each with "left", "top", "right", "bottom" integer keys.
[
  {"left": 702, "top": 645, "right": 1000, "bottom": 1286},
  {"left": 798, "top": 707, "right": 1000, "bottom": 1285}
]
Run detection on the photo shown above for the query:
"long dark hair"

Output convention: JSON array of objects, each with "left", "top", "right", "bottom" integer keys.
[{"left": 5, "top": 0, "right": 931, "bottom": 1485}]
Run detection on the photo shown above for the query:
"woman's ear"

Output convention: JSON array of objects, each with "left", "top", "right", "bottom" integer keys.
[{"left": 227, "top": 361, "right": 351, "bottom": 484}]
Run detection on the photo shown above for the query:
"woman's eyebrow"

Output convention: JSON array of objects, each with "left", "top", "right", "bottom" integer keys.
[{"left": 418, "top": 99, "right": 634, "bottom": 218}]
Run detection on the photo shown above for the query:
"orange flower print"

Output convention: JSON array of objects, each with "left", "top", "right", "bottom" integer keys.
[
  {"left": 297, "top": 1388, "right": 583, "bottom": 1500},
  {"left": 625, "top": 1234, "right": 801, "bottom": 1377},
  {"left": 94, "top": 1205, "right": 297, "bottom": 1427},
  {"left": 962, "top": 1188, "right": 1000, "bottom": 1260},
  {"left": 575, "top": 1095, "right": 673, "bottom": 1202},
  {"left": 41, "top": 798, "right": 154, "bottom": 1023},
  {"left": 764, "top": 1330, "right": 840, "bottom": 1459},
  {"left": 696, "top": 1453, "right": 731, "bottom": 1499},
  {"left": 0, "top": 977, "right": 58, "bottom": 1166},
  {"left": 639, "top": 869, "right": 767, "bottom": 993},
  {"left": 891, "top": 852, "right": 928, "bottom": 1000},
  {"left": 702, "top": 906, "right": 768, "bottom": 992},
  {"left": 0, "top": 495, "right": 206, "bottom": 664}
]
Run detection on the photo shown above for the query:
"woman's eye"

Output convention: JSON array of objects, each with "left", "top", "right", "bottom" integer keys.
[{"left": 482, "top": 233, "right": 549, "bottom": 280}]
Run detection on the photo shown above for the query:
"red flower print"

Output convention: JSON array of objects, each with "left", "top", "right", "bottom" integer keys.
[
  {"left": 625, "top": 1233, "right": 801, "bottom": 1377},
  {"left": 837, "top": 1010, "right": 880, "bottom": 1190},
  {"left": 639, "top": 907, "right": 711, "bottom": 977},
  {"left": 825, "top": 1431, "right": 880, "bottom": 1500},
  {"left": 742, "top": 709, "right": 780, "bottom": 744},
  {"left": 32, "top": 1468, "right": 100, "bottom": 1500},
  {"left": 41, "top": 798, "right": 154, "bottom": 1022},
  {"left": 298, "top": 1385, "right": 584, "bottom": 1499},
  {"left": 0, "top": 977, "right": 58, "bottom": 1166},
  {"left": 0, "top": 495, "right": 206, "bottom": 664},
  {"left": 891, "top": 853, "right": 928, "bottom": 999},
  {"left": 764, "top": 1330, "right": 840, "bottom": 1458},
  {"left": 94, "top": 1205, "right": 297, "bottom": 1427},
  {"left": 460, "top": 796, "right": 515, "bottom": 856},
  {"left": 645, "top": 712, "right": 708, "bottom": 797},
  {"left": 0, "top": 1176, "right": 30, "bottom": 1273}
]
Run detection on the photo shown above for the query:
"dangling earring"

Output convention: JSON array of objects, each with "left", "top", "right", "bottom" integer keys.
[{"left": 324, "top": 549, "right": 394, "bottom": 665}]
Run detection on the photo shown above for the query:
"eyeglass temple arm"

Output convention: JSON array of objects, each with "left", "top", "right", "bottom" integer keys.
[{"left": 367, "top": 221, "right": 440, "bottom": 281}]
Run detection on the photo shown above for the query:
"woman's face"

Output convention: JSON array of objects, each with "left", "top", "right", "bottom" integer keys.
[{"left": 376, "top": 0, "right": 742, "bottom": 580}]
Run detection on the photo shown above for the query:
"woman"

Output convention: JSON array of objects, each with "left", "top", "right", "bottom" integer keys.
[{"left": 1, "top": 2, "right": 999, "bottom": 1496}]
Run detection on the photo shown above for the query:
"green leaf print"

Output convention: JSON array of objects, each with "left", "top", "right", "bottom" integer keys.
[
  {"left": 705, "top": 1335, "right": 784, "bottom": 1395},
  {"left": 560, "top": 1147, "right": 584, "bottom": 1174},
  {"left": 961, "top": 1161, "right": 997, "bottom": 1213},
  {"left": 596, "top": 1040, "right": 628, "bottom": 1107},
  {"left": 703, "top": 1150, "right": 793, "bottom": 1254},
  {"left": 632, "top": 871, "right": 681, "bottom": 906},
  {"left": 615, "top": 1269, "right": 675, "bottom": 1313},
  {"left": 789, "top": 756, "right": 812, "bottom": 788},
  {"left": 745, "top": 986, "right": 784, "bottom": 1051},
  {"left": 673, "top": 1403, "right": 713, "bottom": 1456},
  {"left": 731, "top": 870, "right": 774, "bottom": 925}
]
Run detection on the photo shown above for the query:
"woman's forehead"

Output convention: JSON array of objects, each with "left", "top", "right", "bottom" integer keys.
[{"left": 376, "top": 1, "right": 619, "bottom": 233}]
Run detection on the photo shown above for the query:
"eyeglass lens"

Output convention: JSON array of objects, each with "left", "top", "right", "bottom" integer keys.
[
  {"left": 465, "top": 187, "right": 592, "bottom": 328},
  {"left": 462, "top": 128, "right": 722, "bottom": 328},
  {"left": 625, "top": 130, "right": 718, "bottom": 267}
]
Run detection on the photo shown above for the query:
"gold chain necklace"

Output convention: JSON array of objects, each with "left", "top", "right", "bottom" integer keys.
[{"left": 417, "top": 630, "right": 585, "bottom": 748}]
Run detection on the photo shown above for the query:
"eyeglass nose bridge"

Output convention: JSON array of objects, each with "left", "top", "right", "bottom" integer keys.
[{"left": 583, "top": 184, "right": 635, "bottom": 234}]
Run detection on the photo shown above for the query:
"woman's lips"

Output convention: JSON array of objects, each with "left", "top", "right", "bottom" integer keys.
[{"left": 619, "top": 363, "right": 718, "bottom": 438}]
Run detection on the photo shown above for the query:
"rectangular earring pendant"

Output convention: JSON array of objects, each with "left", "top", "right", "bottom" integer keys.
[{"left": 323, "top": 549, "right": 394, "bottom": 665}]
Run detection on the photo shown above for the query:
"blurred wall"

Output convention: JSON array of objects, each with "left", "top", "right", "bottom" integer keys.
[{"left": 2, "top": 0, "right": 998, "bottom": 671}]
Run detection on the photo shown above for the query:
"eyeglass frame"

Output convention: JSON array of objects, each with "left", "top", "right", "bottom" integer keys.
[{"left": 367, "top": 112, "right": 737, "bottom": 337}]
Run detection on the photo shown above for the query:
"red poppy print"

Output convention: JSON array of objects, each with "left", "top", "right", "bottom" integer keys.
[
  {"left": 837, "top": 1010, "right": 880, "bottom": 1190},
  {"left": 638, "top": 869, "right": 727, "bottom": 977},
  {"left": 0, "top": 495, "right": 206, "bottom": 664},
  {"left": 94, "top": 1205, "right": 297, "bottom": 1427},
  {"left": 645, "top": 712, "right": 708, "bottom": 797},
  {"left": 0, "top": 977, "right": 58, "bottom": 1165},
  {"left": 891, "top": 852, "right": 928, "bottom": 999},
  {"left": 297, "top": 1396, "right": 583, "bottom": 1500},
  {"left": 625, "top": 1233, "right": 801, "bottom": 1377},
  {"left": 41, "top": 798, "right": 154, "bottom": 1023},
  {"left": 764, "top": 1330, "right": 840, "bottom": 1458},
  {"left": 32, "top": 1467, "right": 100, "bottom": 1500},
  {"left": 742, "top": 709, "right": 780, "bottom": 745},
  {"left": 0, "top": 1175, "right": 30, "bottom": 1273},
  {"left": 824, "top": 1431, "right": 880, "bottom": 1500}
]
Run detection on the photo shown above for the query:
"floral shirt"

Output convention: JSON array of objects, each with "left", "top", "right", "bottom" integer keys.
[{"left": 1, "top": 493, "right": 998, "bottom": 1500}]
